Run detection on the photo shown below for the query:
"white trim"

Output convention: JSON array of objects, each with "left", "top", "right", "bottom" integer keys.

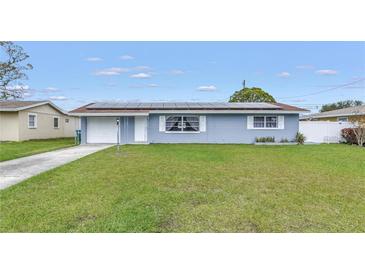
[
  {"left": 337, "top": 117, "right": 349, "bottom": 122},
  {"left": 301, "top": 112, "right": 364, "bottom": 120},
  {"left": 248, "top": 115, "right": 284, "bottom": 130},
  {"left": 28, "top": 113, "right": 37, "bottom": 129},
  {"left": 278, "top": 115, "right": 285, "bottom": 129},
  {"left": 165, "top": 115, "right": 200, "bottom": 133},
  {"left": 71, "top": 112, "right": 149, "bottom": 117},
  {"left": 159, "top": 115, "right": 166, "bottom": 132},
  {"left": 199, "top": 115, "right": 206, "bottom": 132},
  {"left": 53, "top": 116, "right": 60, "bottom": 129}
]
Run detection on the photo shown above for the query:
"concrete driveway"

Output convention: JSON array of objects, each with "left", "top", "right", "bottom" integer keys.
[{"left": 0, "top": 144, "right": 112, "bottom": 190}]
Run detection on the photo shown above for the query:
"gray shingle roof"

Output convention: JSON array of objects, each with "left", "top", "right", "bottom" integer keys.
[
  {"left": 300, "top": 105, "right": 365, "bottom": 119},
  {"left": 0, "top": 100, "right": 47, "bottom": 110}
]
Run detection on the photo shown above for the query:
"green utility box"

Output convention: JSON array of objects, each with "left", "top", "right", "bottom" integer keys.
[{"left": 75, "top": 130, "right": 81, "bottom": 144}]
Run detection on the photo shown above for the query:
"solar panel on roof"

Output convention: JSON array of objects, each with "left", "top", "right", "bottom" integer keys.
[{"left": 86, "top": 101, "right": 282, "bottom": 110}]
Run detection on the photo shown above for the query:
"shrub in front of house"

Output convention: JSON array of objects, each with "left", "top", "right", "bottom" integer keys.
[
  {"left": 295, "top": 132, "right": 306, "bottom": 144},
  {"left": 341, "top": 128, "right": 358, "bottom": 145},
  {"left": 280, "top": 138, "right": 289, "bottom": 143},
  {"left": 255, "top": 136, "right": 275, "bottom": 143}
]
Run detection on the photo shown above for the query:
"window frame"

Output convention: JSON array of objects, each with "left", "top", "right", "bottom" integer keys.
[
  {"left": 165, "top": 115, "right": 200, "bottom": 133},
  {"left": 337, "top": 117, "right": 348, "bottom": 122},
  {"left": 28, "top": 113, "right": 37, "bottom": 129},
  {"left": 253, "top": 115, "right": 279, "bottom": 129},
  {"left": 53, "top": 116, "right": 60, "bottom": 129}
]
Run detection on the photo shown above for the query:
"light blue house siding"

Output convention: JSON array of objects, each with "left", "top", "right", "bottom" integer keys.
[
  {"left": 81, "top": 113, "right": 299, "bottom": 144},
  {"left": 148, "top": 113, "right": 299, "bottom": 144}
]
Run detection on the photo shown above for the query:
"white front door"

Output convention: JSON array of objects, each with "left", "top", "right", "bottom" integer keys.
[
  {"left": 87, "top": 117, "right": 118, "bottom": 143},
  {"left": 134, "top": 116, "right": 148, "bottom": 142}
]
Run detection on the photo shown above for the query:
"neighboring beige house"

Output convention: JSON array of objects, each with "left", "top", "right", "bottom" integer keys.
[
  {"left": 299, "top": 105, "right": 365, "bottom": 123},
  {"left": 0, "top": 100, "right": 80, "bottom": 141}
]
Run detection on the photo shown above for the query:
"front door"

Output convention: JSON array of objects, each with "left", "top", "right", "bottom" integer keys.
[{"left": 134, "top": 116, "right": 148, "bottom": 143}]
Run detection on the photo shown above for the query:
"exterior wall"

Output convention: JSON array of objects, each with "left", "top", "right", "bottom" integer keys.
[
  {"left": 18, "top": 104, "right": 78, "bottom": 141},
  {"left": 0, "top": 112, "right": 19, "bottom": 141},
  {"left": 148, "top": 113, "right": 299, "bottom": 144}
]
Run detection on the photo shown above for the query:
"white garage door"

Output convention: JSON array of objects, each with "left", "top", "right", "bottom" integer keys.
[{"left": 87, "top": 117, "right": 118, "bottom": 143}]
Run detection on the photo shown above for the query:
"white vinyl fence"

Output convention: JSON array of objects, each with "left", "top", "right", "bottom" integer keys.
[{"left": 299, "top": 121, "right": 353, "bottom": 143}]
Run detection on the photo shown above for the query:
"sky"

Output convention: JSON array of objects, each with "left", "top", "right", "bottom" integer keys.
[{"left": 9, "top": 42, "right": 365, "bottom": 112}]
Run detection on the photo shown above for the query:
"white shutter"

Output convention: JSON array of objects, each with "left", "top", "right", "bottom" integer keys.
[
  {"left": 159, "top": 116, "right": 166, "bottom": 132},
  {"left": 278, "top": 115, "right": 285, "bottom": 129},
  {"left": 199, "top": 116, "right": 206, "bottom": 132},
  {"left": 247, "top": 116, "right": 254, "bottom": 129}
]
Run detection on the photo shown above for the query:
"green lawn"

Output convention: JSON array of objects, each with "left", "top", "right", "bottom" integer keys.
[
  {"left": 0, "top": 138, "right": 75, "bottom": 162},
  {"left": 0, "top": 144, "right": 364, "bottom": 232}
]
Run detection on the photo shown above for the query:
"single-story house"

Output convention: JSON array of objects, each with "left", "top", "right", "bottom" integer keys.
[
  {"left": 0, "top": 100, "right": 80, "bottom": 141},
  {"left": 299, "top": 105, "right": 365, "bottom": 122},
  {"left": 70, "top": 102, "right": 308, "bottom": 144}
]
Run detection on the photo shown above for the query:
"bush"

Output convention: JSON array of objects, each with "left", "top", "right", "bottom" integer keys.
[
  {"left": 341, "top": 128, "right": 358, "bottom": 145},
  {"left": 255, "top": 136, "right": 275, "bottom": 143},
  {"left": 295, "top": 132, "right": 306, "bottom": 144},
  {"left": 280, "top": 138, "right": 289, "bottom": 143}
]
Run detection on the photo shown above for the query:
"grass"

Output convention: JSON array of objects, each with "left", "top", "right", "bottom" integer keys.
[
  {"left": 0, "top": 144, "right": 364, "bottom": 232},
  {"left": 0, "top": 138, "right": 75, "bottom": 162}
]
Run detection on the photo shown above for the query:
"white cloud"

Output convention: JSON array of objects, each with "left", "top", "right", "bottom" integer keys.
[
  {"left": 130, "top": 72, "right": 151, "bottom": 79},
  {"left": 8, "top": 84, "right": 29, "bottom": 90},
  {"left": 316, "top": 69, "right": 338, "bottom": 75},
  {"left": 147, "top": 83, "right": 158, "bottom": 87},
  {"left": 197, "top": 85, "right": 217, "bottom": 91},
  {"left": 133, "top": 66, "right": 152, "bottom": 71},
  {"left": 94, "top": 67, "right": 129, "bottom": 76},
  {"left": 23, "top": 92, "right": 33, "bottom": 97},
  {"left": 85, "top": 57, "right": 103, "bottom": 62},
  {"left": 44, "top": 87, "right": 59, "bottom": 92},
  {"left": 129, "top": 83, "right": 159, "bottom": 88},
  {"left": 296, "top": 64, "right": 314, "bottom": 69},
  {"left": 120, "top": 55, "right": 134, "bottom": 60},
  {"left": 170, "top": 69, "right": 184, "bottom": 75},
  {"left": 277, "top": 72, "right": 290, "bottom": 78},
  {"left": 49, "top": 96, "right": 68, "bottom": 101}
]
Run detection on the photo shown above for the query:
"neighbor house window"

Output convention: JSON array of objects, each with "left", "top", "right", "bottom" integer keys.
[
  {"left": 165, "top": 115, "right": 199, "bottom": 132},
  {"left": 253, "top": 116, "right": 278, "bottom": 129},
  {"left": 28, "top": 113, "right": 37, "bottom": 129},
  {"left": 337, "top": 117, "right": 348, "bottom": 122},
  {"left": 53, "top": 117, "right": 59, "bottom": 128}
]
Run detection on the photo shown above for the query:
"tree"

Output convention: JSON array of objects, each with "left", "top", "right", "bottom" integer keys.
[
  {"left": 229, "top": 87, "right": 276, "bottom": 103},
  {"left": 320, "top": 100, "right": 363, "bottom": 112},
  {"left": 0, "top": 41, "right": 33, "bottom": 100},
  {"left": 351, "top": 114, "right": 365, "bottom": 147}
]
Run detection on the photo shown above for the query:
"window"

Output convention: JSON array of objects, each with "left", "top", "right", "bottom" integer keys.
[
  {"left": 65, "top": 118, "right": 69, "bottom": 123},
  {"left": 28, "top": 113, "right": 37, "bottom": 128},
  {"left": 337, "top": 117, "right": 348, "bottom": 122},
  {"left": 253, "top": 116, "right": 278, "bottom": 129},
  {"left": 266, "top": 116, "right": 278, "bottom": 128},
  {"left": 165, "top": 115, "right": 199, "bottom": 132},
  {"left": 53, "top": 117, "right": 59, "bottom": 128},
  {"left": 253, "top": 116, "right": 265, "bottom": 128}
]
